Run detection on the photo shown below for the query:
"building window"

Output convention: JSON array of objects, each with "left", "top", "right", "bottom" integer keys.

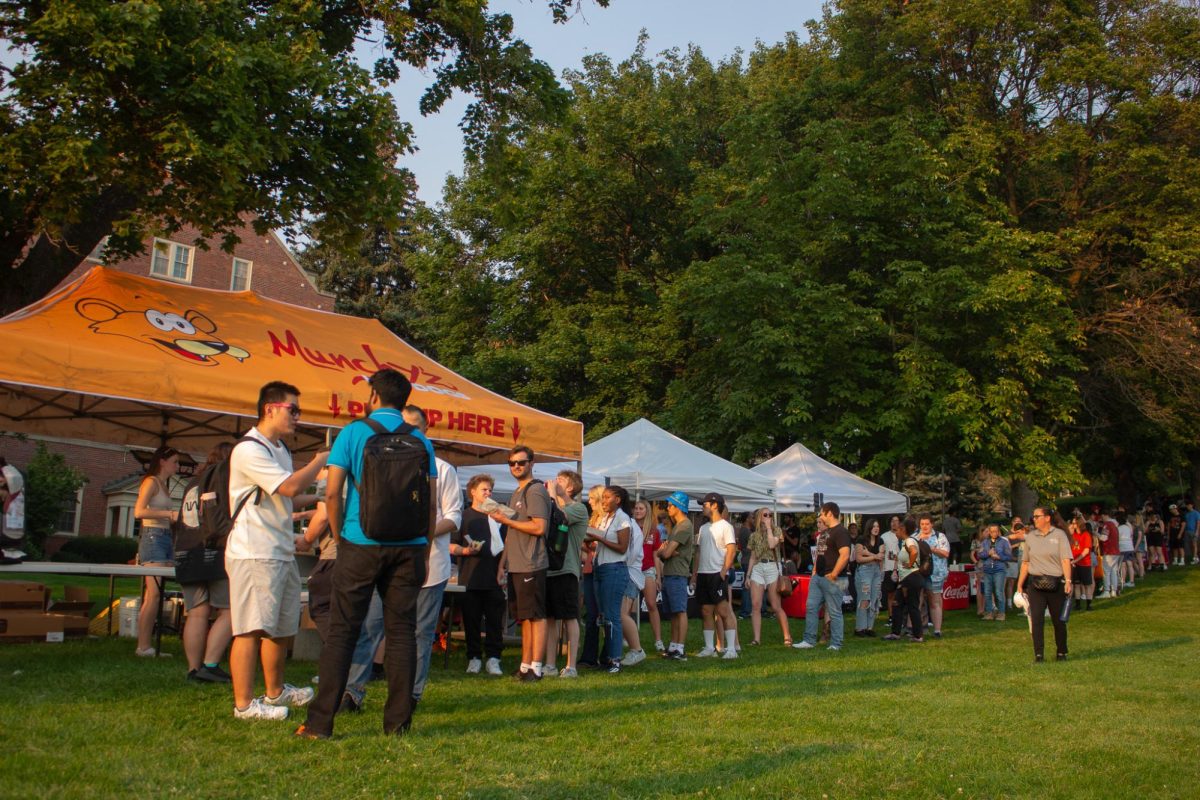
[
  {"left": 86, "top": 236, "right": 108, "bottom": 263},
  {"left": 231, "top": 257, "right": 253, "bottom": 291},
  {"left": 56, "top": 488, "right": 84, "bottom": 536},
  {"left": 150, "top": 239, "right": 194, "bottom": 283}
]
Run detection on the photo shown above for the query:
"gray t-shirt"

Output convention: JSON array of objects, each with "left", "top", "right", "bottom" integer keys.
[
  {"left": 548, "top": 500, "right": 589, "bottom": 579},
  {"left": 1022, "top": 526, "right": 1071, "bottom": 576},
  {"left": 507, "top": 480, "right": 550, "bottom": 572},
  {"left": 942, "top": 515, "right": 962, "bottom": 544}
]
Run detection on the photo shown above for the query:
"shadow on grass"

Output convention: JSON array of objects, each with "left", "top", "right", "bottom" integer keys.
[{"left": 1074, "top": 635, "right": 1193, "bottom": 662}]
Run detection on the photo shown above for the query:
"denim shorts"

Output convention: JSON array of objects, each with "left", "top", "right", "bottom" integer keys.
[
  {"left": 623, "top": 575, "right": 641, "bottom": 601},
  {"left": 137, "top": 527, "right": 174, "bottom": 564},
  {"left": 662, "top": 575, "right": 690, "bottom": 615}
]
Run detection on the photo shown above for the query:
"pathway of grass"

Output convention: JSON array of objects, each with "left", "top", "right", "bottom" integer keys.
[{"left": 2, "top": 567, "right": 1198, "bottom": 798}]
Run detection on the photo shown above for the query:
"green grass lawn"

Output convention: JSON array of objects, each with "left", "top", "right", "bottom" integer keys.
[{"left": 2, "top": 568, "right": 1198, "bottom": 799}]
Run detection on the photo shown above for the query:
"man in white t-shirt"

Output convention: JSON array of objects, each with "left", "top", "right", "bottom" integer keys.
[
  {"left": 405, "top": 405, "right": 462, "bottom": 706},
  {"left": 226, "top": 381, "right": 327, "bottom": 721},
  {"left": 691, "top": 492, "right": 739, "bottom": 659}
]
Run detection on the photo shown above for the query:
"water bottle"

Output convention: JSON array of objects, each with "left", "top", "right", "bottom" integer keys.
[{"left": 1059, "top": 595, "right": 1072, "bottom": 623}]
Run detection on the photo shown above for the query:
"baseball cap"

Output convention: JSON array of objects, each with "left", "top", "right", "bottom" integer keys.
[
  {"left": 699, "top": 492, "right": 725, "bottom": 507},
  {"left": 665, "top": 491, "right": 689, "bottom": 513},
  {"left": 1169, "top": 503, "right": 1178, "bottom": 511}
]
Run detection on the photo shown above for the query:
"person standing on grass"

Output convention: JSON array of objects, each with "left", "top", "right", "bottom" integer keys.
[
  {"left": 692, "top": 492, "right": 739, "bottom": 659},
  {"left": 453, "top": 474, "right": 506, "bottom": 676},
  {"left": 881, "top": 517, "right": 901, "bottom": 623},
  {"left": 1116, "top": 510, "right": 1136, "bottom": 590},
  {"left": 586, "top": 485, "right": 633, "bottom": 673},
  {"left": 978, "top": 524, "right": 1012, "bottom": 621},
  {"left": 1005, "top": 518, "right": 1026, "bottom": 603},
  {"left": 916, "top": 514, "right": 950, "bottom": 638},
  {"left": 491, "top": 445, "right": 552, "bottom": 682},
  {"left": 1016, "top": 507, "right": 1072, "bottom": 663},
  {"left": 1068, "top": 517, "right": 1094, "bottom": 611},
  {"left": 544, "top": 470, "right": 589, "bottom": 678},
  {"left": 1097, "top": 510, "right": 1122, "bottom": 598},
  {"left": 226, "top": 381, "right": 328, "bottom": 722},
  {"left": 794, "top": 502, "right": 851, "bottom": 652},
  {"left": 746, "top": 507, "right": 791, "bottom": 646},
  {"left": 1165, "top": 504, "right": 1184, "bottom": 567},
  {"left": 632, "top": 499, "right": 665, "bottom": 652},
  {"left": 577, "top": 484, "right": 610, "bottom": 669},
  {"left": 296, "top": 369, "right": 434, "bottom": 738},
  {"left": 969, "top": 528, "right": 988, "bottom": 618},
  {"left": 657, "top": 492, "right": 694, "bottom": 661},
  {"left": 404, "top": 405, "right": 462, "bottom": 709},
  {"left": 1143, "top": 508, "right": 1166, "bottom": 572},
  {"left": 619, "top": 506, "right": 648, "bottom": 667},
  {"left": 853, "top": 518, "right": 884, "bottom": 637},
  {"left": 132, "top": 444, "right": 180, "bottom": 658},
  {"left": 884, "top": 517, "right": 923, "bottom": 643},
  {"left": 1183, "top": 500, "right": 1200, "bottom": 565},
  {"left": 942, "top": 509, "right": 963, "bottom": 564}
]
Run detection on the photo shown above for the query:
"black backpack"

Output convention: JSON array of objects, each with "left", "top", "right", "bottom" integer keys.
[
  {"left": 352, "top": 418, "right": 431, "bottom": 542},
  {"left": 917, "top": 537, "right": 934, "bottom": 577},
  {"left": 515, "top": 482, "right": 569, "bottom": 571}
]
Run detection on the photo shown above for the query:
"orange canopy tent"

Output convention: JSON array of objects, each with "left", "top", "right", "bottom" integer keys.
[{"left": 0, "top": 267, "right": 582, "bottom": 462}]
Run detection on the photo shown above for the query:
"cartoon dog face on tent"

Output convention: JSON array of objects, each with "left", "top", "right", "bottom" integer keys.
[{"left": 75, "top": 298, "right": 251, "bottom": 366}]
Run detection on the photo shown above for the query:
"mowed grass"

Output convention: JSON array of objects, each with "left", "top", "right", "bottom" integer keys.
[{"left": 2, "top": 568, "right": 1199, "bottom": 799}]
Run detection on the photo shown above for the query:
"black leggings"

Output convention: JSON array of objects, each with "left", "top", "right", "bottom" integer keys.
[
  {"left": 461, "top": 587, "right": 506, "bottom": 660},
  {"left": 891, "top": 573, "right": 923, "bottom": 636},
  {"left": 1027, "top": 579, "right": 1068, "bottom": 658}
]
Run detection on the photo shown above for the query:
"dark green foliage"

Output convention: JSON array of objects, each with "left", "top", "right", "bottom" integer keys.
[
  {"left": 51, "top": 535, "right": 138, "bottom": 565},
  {"left": 23, "top": 443, "right": 88, "bottom": 557}
]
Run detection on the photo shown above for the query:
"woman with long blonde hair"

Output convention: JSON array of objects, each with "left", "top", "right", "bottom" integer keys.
[{"left": 745, "top": 507, "right": 791, "bottom": 646}]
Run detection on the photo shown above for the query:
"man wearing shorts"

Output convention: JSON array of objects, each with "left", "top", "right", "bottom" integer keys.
[
  {"left": 544, "top": 470, "right": 589, "bottom": 677},
  {"left": 226, "top": 381, "right": 327, "bottom": 721},
  {"left": 657, "top": 492, "right": 694, "bottom": 661},
  {"left": 490, "top": 445, "right": 551, "bottom": 682},
  {"left": 692, "top": 492, "right": 739, "bottom": 659},
  {"left": 1184, "top": 500, "right": 1200, "bottom": 565},
  {"left": 1069, "top": 518, "right": 1094, "bottom": 611}
]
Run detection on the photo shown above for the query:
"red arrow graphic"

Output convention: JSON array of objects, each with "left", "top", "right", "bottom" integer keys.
[{"left": 512, "top": 416, "right": 521, "bottom": 442}]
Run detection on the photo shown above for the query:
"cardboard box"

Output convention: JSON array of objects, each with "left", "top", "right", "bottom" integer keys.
[
  {"left": 0, "top": 581, "right": 48, "bottom": 611},
  {"left": 47, "top": 586, "right": 92, "bottom": 617},
  {"left": 50, "top": 612, "right": 89, "bottom": 637},
  {"left": 0, "top": 610, "right": 65, "bottom": 642}
]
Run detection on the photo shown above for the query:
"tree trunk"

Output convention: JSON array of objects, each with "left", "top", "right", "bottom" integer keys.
[
  {"left": 1011, "top": 478, "right": 1038, "bottom": 520},
  {"left": 1113, "top": 448, "right": 1137, "bottom": 510},
  {"left": 1190, "top": 450, "right": 1200, "bottom": 503},
  {"left": 0, "top": 186, "right": 135, "bottom": 315}
]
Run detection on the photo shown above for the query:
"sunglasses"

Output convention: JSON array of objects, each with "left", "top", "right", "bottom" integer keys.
[
  {"left": 267, "top": 402, "right": 302, "bottom": 418},
  {"left": 508, "top": 459, "right": 531, "bottom": 467}
]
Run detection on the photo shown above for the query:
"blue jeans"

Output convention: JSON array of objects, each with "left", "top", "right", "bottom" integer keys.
[
  {"left": 803, "top": 575, "right": 844, "bottom": 648},
  {"left": 854, "top": 563, "right": 882, "bottom": 630},
  {"left": 413, "top": 580, "right": 447, "bottom": 700},
  {"left": 344, "top": 591, "right": 385, "bottom": 704},
  {"left": 982, "top": 570, "right": 1007, "bottom": 614},
  {"left": 594, "top": 562, "right": 626, "bottom": 664}
]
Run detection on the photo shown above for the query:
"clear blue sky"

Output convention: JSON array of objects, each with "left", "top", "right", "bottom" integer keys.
[{"left": 384, "top": 0, "right": 826, "bottom": 205}]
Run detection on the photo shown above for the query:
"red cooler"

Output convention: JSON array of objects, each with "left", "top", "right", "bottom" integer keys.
[{"left": 942, "top": 570, "right": 970, "bottom": 610}]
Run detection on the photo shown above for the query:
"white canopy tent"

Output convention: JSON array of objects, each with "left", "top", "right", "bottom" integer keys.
[
  {"left": 582, "top": 418, "right": 776, "bottom": 512},
  {"left": 750, "top": 442, "right": 908, "bottom": 515},
  {"left": 455, "top": 462, "right": 605, "bottom": 500}
]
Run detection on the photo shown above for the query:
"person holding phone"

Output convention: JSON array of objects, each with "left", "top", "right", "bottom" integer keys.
[{"left": 979, "top": 524, "right": 1012, "bottom": 620}]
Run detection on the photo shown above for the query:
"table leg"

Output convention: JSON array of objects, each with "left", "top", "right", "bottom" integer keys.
[
  {"left": 107, "top": 574, "right": 115, "bottom": 637},
  {"left": 154, "top": 576, "right": 165, "bottom": 655}
]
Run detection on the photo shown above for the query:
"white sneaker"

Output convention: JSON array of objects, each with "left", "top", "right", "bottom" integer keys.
[
  {"left": 654, "top": 640, "right": 666, "bottom": 652},
  {"left": 623, "top": 649, "right": 647, "bottom": 666},
  {"left": 234, "top": 697, "right": 289, "bottom": 721},
  {"left": 827, "top": 645, "right": 841, "bottom": 652},
  {"left": 792, "top": 641, "right": 815, "bottom": 650},
  {"left": 485, "top": 658, "right": 503, "bottom": 676},
  {"left": 263, "top": 683, "right": 314, "bottom": 708},
  {"left": 135, "top": 647, "right": 171, "bottom": 658},
  {"left": 722, "top": 647, "right": 739, "bottom": 660},
  {"left": 696, "top": 647, "right": 717, "bottom": 658},
  {"left": 559, "top": 667, "right": 578, "bottom": 678},
  {"left": 466, "top": 658, "right": 482, "bottom": 674}
]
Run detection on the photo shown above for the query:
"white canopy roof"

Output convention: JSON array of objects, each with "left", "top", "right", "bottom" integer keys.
[
  {"left": 750, "top": 442, "right": 909, "bottom": 514},
  {"left": 455, "top": 462, "right": 604, "bottom": 500},
  {"left": 582, "top": 418, "right": 776, "bottom": 512}
]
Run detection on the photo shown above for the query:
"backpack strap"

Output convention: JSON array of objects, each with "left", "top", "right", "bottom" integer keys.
[{"left": 349, "top": 415, "right": 417, "bottom": 495}]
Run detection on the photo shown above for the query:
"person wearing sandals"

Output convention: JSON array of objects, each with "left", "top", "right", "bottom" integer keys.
[
  {"left": 745, "top": 507, "right": 791, "bottom": 646},
  {"left": 133, "top": 445, "right": 180, "bottom": 658},
  {"left": 853, "top": 519, "right": 884, "bottom": 636},
  {"left": 1017, "top": 507, "right": 1072, "bottom": 663}
]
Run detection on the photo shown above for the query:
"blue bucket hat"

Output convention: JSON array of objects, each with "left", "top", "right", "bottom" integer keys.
[{"left": 665, "top": 491, "right": 689, "bottom": 513}]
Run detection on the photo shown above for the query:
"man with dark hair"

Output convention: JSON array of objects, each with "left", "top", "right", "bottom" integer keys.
[
  {"left": 692, "top": 492, "right": 739, "bottom": 659},
  {"left": 296, "top": 368, "right": 436, "bottom": 739},
  {"left": 544, "top": 469, "right": 589, "bottom": 677},
  {"left": 794, "top": 501, "right": 850, "bottom": 652},
  {"left": 403, "top": 404, "right": 462, "bottom": 708},
  {"left": 657, "top": 492, "right": 694, "bottom": 660},
  {"left": 227, "top": 381, "right": 328, "bottom": 721},
  {"left": 490, "top": 445, "right": 551, "bottom": 681}
]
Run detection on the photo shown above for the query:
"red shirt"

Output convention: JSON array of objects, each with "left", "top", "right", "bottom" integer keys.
[
  {"left": 1071, "top": 530, "right": 1092, "bottom": 567},
  {"left": 641, "top": 524, "right": 662, "bottom": 571},
  {"left": 1099, "top": 521, "right": 1120, "bottom": 556}
]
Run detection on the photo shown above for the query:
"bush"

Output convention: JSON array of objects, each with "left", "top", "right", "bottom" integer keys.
[
  {"left": 52, "top": 536, "right": 138, "bottom": 564},
  {"left": 24, "top": 442, "right": 88, "bottom": 556}
]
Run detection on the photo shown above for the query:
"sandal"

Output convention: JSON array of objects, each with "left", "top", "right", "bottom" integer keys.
[
  {"left": 783, "top": 638, "right": 793, "bottom": 647},
  {"left": 749, "top": 640, "right": 760, "bottom": 646}
]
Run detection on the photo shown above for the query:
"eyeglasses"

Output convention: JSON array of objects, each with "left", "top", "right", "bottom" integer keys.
[
  {"left": 267, "top": 402, "right": 302, "bottom": 418},
  {"left": 1031, "top": 513, "right": 1047, "bottom": 519},
  {"left": 508, "top": 459, "right": 531, "bottom": 467}
]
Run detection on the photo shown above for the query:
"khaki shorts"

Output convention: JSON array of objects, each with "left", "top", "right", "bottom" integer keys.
[
  {"left": 180, "top": 578, "right": 230, "bottom": 612},
  {"left": 226, "top": 558, "right": 301, "bottom": 638}
]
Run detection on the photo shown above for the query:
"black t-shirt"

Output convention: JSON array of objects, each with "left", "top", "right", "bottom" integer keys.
[
  {"left": 814, "top": 523, "right": 851, "bottom": 577},
  {"left": 454, "top": 507, "right": 505, "bottom": 591}
]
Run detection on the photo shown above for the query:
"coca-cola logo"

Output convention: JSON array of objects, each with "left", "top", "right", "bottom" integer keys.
[{"left": 943, "top": 582, "right": 970, "bottom": 600}]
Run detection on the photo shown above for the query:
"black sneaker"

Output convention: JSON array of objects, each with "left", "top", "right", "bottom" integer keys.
[
  {"left": 1056, "top": 653, "right": 1067, "bottom": 662},
  {"left": 666, "top": 650, "right": 688, "bottom": 661},
  {"left": 607, "top": 662, "right": 622, "bottom": 674},
  {"left": 369, "top": 662, "right": 385, "bottom": 682},
  {"left": 337, "top": 692, "right": 362, "bottom": 714},
  {"left": 519, "top": 669, "right": 542, "bottom": 683},
  {"left": 1034, "top": 654, "right": 1044, "bottom": 663},
  {"left": 194, "top": 664, "right": 232, "bottom": 683}
]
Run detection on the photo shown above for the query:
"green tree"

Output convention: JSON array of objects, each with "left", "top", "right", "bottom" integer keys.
[
  {"left": 0, "top": 0, "right": 601, "bottom": 314},
  {"left": 23, "top": 443, "right": 87, "bottom": 558}
]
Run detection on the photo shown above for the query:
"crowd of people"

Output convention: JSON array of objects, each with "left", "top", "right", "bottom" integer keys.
[{"left": 99, "top": 372, "right": 1200, "bottom": 739}]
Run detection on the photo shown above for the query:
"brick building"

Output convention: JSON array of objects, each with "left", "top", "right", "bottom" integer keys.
[{"left": 1, "top": 224, "right": 332, "bottom": 554}]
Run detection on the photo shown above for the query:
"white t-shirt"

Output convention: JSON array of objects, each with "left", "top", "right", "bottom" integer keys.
[
  {"left": 626, "top": 518, "right": 645, "bottom": 591},
  {"left": 226, "top": 427, "right": 295, "bottom": 561},
  {"left": 1117, "top": 523, "right": 1134, "bottom": 552},
  {"left": 424, "top": 458, "right": 463, "bottom": 588},
  {"left": 697, "top": 518, "right": 736, "bottom": 574},
  {"left": 594, "top": 509, "right": 632, "bottom": 567},
  {"left": 881, "top": 531, "right": 900, "bottom": 572}
]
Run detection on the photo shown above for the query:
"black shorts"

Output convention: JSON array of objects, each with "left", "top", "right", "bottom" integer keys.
[
  {"left": 545, "top": 573, "right": 580, "bottom": 620},
  {"left": 508, "top": 570, "right": 547, "bottom": 621},
  {"left": 695, "top": 572, "right": 728, "bottom": 606},
  {"left": 1072, "top": 565, "right": 1093, "bottom": 585}
]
